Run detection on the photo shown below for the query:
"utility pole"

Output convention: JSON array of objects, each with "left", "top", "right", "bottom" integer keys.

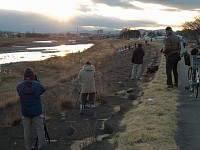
[{"left": 32, "top": 27, "right": 35, "bottom": 33}]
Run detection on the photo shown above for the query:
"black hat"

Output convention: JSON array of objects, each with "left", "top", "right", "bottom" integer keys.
[
  {"left": 24, "top": 67, "right": 35, "bottom": 79},
  {"left": 138, "top": 43, "right": 142, "bottom": 47},
  {"left": 85, "top": 61, "right": 91, "bottom": 65},
  {"left": 165, "top": 26, "right": 172, "bottom": 31}
]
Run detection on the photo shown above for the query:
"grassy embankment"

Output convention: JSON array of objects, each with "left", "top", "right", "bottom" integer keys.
[
  {"left": 0, "top": 38, "right": 179, "bottom": 149},
  {"left": 111, "top": 54, "right": 179, "bottom": 149},
  {"left": 0, "top": 37, "right": 42, "bottom": 46},
  {"left": 0, "top": 37, "right": 139, "bottom": 126}
]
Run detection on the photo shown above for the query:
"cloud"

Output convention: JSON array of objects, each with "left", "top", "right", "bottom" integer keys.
[
  {"left": 0, "top": 10, "right": 70, "bottom": 33},
  {"left": 0, "top": 9, "right": 158, "bottom": 33},
  {"left": 0, "top": 0, "right": 199, "bottom": 33},
  {"left": 136, "top": 0, "right": 200, "bottom": 10},
  {"left": 70, "top": 15, "right": 156, "bottom": 30},
  {"left": 91, "top": 0, "right": 140, "bottom": 9}
]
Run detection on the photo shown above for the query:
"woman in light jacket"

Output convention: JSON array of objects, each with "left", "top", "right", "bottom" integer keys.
[{"left": 78, "top": 61, "right": 96, "bottom": 114}]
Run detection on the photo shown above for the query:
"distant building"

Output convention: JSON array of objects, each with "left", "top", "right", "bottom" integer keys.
[
  {"left": 79, "top": 32, "right": 92, "bottom": 38},
  {"left": 120, "top": 30, "right": 141, "bottom": 39}
]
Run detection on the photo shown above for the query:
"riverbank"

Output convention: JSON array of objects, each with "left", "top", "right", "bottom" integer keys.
[
  {"left": 0, "top": 37, "right": 92, "bottom": 53},
  {"left": 0, "top": 37, "right": 140, "bottom": 124},
  {"left": 0, "top": 38, "right": 179, "bottom": 150},
  {"left": 0, "top": 37, "right": 82, "bottom": 47}
]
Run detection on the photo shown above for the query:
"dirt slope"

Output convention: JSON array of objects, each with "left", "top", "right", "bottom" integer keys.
[{"left": 0, "top": 42, "right": 160, "bottom": 150}]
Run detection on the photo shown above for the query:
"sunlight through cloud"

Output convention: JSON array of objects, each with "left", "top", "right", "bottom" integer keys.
[{"left": 0, "top": 0, "right": 199, "bottom": 31}]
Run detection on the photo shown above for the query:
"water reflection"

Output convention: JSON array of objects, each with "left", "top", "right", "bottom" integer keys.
[
  {"left": 0, "top": 43, "right": 93, "bottom": 65},
  {"left": 32, "top": 40, "right": 57, "bottom": 43}
]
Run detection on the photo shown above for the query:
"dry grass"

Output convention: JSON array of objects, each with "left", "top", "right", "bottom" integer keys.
[
  {"left": 0, "top": 38, "right": 180, "bottom": 148},
  {"left": 0, "top": 38, "right": 137, "bottom": 125},
  {"left": 0, "top": 37, "right": 34, "bottom": 46},
  {"left": 112, "top": 55, "right": 179, "bottom": 150}
]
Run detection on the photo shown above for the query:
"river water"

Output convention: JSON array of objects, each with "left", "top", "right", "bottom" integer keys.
[{"left": 0, "top": 41, "right": 93, "bottom": 65}]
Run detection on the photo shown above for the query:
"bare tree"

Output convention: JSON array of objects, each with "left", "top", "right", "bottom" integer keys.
[
  {"left": 181, "top": 15, "right": 200, "bottom": 45},
  {"left": 119, "top": 28, "right": 141, "bottom": 39},
  {"left": 120, "top": 27, "right": 130, "bottom": 38}
]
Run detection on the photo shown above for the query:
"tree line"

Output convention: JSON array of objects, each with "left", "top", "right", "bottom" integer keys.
[{"left": 181, "top": 15, "right": 200, "bottom": 45}]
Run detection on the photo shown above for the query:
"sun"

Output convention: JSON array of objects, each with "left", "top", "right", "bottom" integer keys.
[
  {"left": 48, "top": 4, "right": 77, "bottom": 21},
  {"left": 42, "top": 1, "right": 78, "bottom": 22}
]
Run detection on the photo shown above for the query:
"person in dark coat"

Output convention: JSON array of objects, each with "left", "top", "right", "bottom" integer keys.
[
  {"left": 163, "top": 26, "right": 181, "bottom": 88},
  {"left": 191, "top": 44, "right": 199, "bottom": 55},
  {"left": 17, "top": 67, "right": 47, "bottom": 150},
  {"left": 131, "top": 43, "right": 145, "bottom": 80},
  {"left": 183, "top": 37, "right": 187, "bottom": 48}
]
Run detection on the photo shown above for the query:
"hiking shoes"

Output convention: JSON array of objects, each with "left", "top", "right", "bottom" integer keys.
[
  {"left": 174, "top": 83, "right": 178, "bottom": 88},
  {"left": 167, "top": 85, "right": 174, "bottom": 88}
]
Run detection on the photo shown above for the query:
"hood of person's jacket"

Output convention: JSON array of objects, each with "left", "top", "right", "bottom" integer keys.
[
  {"left": 83, "top": 65, "right": 95, "bottom": 71},
  {"left": 21, "top": 80, "right": 37, "bottom": 95}
]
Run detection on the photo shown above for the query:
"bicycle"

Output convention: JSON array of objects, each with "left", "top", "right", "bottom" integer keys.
[{"left": 187, "top": 55, "right": 200, "bottom": 98}]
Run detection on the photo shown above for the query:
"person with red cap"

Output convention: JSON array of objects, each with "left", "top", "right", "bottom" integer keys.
[{"left": 17, "top": 67, "right": 47, "bottom": 150}]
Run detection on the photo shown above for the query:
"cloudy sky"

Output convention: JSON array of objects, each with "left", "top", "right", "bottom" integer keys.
[{"left": 0, "top": 0, "right": 200, "bottom": 33}]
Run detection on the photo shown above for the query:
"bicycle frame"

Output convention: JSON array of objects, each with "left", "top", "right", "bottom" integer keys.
[{"left": 188, "top": 66, "right": 199, "bottom": 98}]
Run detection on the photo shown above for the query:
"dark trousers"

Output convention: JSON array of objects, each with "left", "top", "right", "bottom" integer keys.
[
  {"left": 81, "top": 93, "right": 95, "bottom": 104},
  {"left": 166, "top": 62, "right": 178, "bottom": 85},
  {"left": 183, "top": 43, "right": 186, "bottom": 48}
]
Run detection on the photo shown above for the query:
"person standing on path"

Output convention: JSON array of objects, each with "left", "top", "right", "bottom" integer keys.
[
  {"left": 182, "top": 37, "right": 187, "bottom": 48},
  {"left": 17, "top": 67, "right": 47, "bottom": 150},
  {"left": 191, "top": 43, "right": 199, "bottom": 55},
  {"left": 162, "top": 26, "right": 181, "bottom": 88},
  {"left": 78, "top": 61, "right": 96, "bottom": 114},
  {"left": 131, "top": 43, "right": 145, "bottom": 80}
]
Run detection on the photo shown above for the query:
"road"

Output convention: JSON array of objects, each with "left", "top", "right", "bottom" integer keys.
[{"left": 176, "top": 46, "right": 200, "bottom": 150}]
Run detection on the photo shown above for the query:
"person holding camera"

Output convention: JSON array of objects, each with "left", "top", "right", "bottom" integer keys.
[
  {"left": 162, "top": 26, "right": 181, "bottom": 88},
  {"left": 78, "top": 61, "right": 96, "bottom": 114},
  {"left": 17, "top": 67, "right": 47, "bottom": 150}
]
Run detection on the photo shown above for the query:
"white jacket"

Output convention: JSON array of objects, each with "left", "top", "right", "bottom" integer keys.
[{"left": 78, "top": 65, "right": 96, "bottom": 93}]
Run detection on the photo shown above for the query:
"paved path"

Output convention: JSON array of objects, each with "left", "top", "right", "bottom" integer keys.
[{"left": 176, "top": 47, "right": 200, "bottom": 150}]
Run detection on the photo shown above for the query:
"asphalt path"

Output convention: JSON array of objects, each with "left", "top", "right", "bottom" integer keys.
[{"left": 176, "top": 46, "right": 200, "bottom": 150}]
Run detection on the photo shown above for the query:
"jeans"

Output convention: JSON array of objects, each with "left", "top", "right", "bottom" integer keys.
[
  {"left": 22, "top": 115, "right": 47, "bottom": 150},
  {"left": 131, "top": 63, "right": 143, "bottom": 79},
  {"left": 166, "top": 61, "right": 178, "bottom": 85},
  {"left": 81, "top": 93, "right": 95, "bottom": 104}
]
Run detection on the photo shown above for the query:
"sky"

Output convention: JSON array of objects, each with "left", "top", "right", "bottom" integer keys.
[{"left": 0, "top": 0, "right": 200, "bottom": 33}]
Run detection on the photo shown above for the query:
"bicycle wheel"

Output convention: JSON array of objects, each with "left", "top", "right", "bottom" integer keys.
[
  {"left": 193, "top": 84, "right": 198, "bottom": 98},
  {"left": 188, "top": 67, "right": 193, "bottom": 82},
  {"left": 193, "top": 70, "right": 199, "bottom": 98},
  {"left": 188, "top": 67, "right": 193, "bottom": 91}
]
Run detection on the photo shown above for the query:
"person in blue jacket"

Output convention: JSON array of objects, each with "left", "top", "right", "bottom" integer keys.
[{"left": 17, "top": 67, "right": 47, "bottom": 150}]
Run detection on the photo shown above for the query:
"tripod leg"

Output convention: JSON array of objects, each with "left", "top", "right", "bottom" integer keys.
[
  {"left": 42, "top": 117, "right": 50, "bottom": 143},
  {"left": 80, "top": 101, "right": 85, "bottom": 114}
]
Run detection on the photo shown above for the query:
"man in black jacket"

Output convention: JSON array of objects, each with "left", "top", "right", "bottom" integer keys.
[
  {"left": 163, "top": 26, "right": 181, "bottom": 88},
  {"left": 131, "top": 43, "right": 145, "bottom": 80}
]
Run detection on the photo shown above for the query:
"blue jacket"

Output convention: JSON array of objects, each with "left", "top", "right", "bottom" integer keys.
[{"left": 17, "top": 80, "right": 45, "bottom": 117}]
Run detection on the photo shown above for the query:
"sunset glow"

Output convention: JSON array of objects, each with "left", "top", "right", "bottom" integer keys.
[{"left": 0, "top": 0, "right": 199, "bottom": 31}]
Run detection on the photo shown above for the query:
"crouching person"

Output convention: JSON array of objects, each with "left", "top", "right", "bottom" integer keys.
[
  {"left": 17, "top": 67, "right": 47, "bottom": 150},
  {"left": 78, "top": 61, "right": 96, "bottom": 114}
]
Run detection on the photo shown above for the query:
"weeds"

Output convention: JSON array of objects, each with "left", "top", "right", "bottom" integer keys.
[
  {"left": 0, "top": 38, "right": 139, "bottom": 126},
  {"left": 114, "top": 54, "right": 179, "bottom": 150}
]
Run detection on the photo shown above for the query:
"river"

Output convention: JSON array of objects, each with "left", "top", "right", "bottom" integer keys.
[{"left": 0, "top": 41, "right": 93, "bottom": 65}]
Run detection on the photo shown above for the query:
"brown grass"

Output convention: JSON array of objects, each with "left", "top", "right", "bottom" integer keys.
[
  {"left": 0, "top": 38, "right": 138, "bottom": 124},
  {"left": 0, "top": 38, "right": 179, "bottom": 149},
  {"left": 112, "top": 55, "right": 179, "bottom": 150}
]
